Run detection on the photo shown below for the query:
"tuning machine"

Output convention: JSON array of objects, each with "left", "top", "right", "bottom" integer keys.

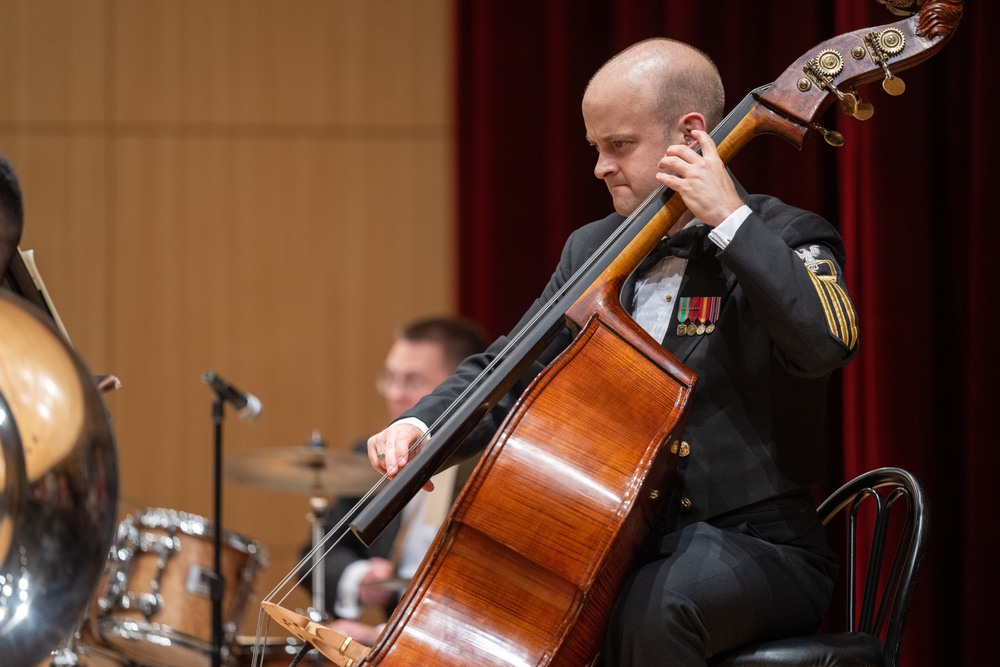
[
  {"left": 853, "top": 98, "right": 875, "bottom": 121},
  {"left": 810, "top": 123, "right": 845, "bottom": 148},
  {"left": 865, "top": 28, "right": 907, "bottom": 96},
  {"left": 801, "top": 49, "right": 873, "bottom": 121}
]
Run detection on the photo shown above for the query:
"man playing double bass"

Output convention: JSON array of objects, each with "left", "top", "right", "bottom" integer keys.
[{"left": 369, "top": 38, "right": 858, "bottom": 666}]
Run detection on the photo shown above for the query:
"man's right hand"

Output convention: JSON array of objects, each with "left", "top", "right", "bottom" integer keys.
[{"left": 367, "top": 422, "right": 425, "bottom": 480}]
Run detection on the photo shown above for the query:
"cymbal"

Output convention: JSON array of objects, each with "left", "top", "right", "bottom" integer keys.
[{"left": 225, "top": 446, "right": 381, "bottom": 496}]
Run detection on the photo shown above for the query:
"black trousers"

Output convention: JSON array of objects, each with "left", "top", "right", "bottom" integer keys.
[{"left": 603, "top": 493, "right": 837, "bottom": 667}]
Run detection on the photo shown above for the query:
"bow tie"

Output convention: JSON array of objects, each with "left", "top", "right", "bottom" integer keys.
[{"left": 634, "top": 224, "right": 708, "bottom": 275}]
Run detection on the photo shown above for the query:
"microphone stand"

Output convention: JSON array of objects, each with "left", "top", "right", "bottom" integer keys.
[
  {"left": 202, "top": 369, "right": 261, "bottom": 667},
  {"left": 210, "top": 396, "right": 225, "bottom": 667}
]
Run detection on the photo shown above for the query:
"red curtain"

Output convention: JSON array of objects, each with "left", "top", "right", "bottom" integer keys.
[{"left": 455, "top": 1, "right": 998, "bottom": 665}]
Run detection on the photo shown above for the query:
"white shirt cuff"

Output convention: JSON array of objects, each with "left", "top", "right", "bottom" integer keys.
[
  {"left": 394, "top": 416, "right": 430, "bottom": 434},
  {"left": 333, "top": 558, "right": 372, "bottom": 620},
  {"left": 708, "top": 204, "right": 751, "bottom": 249}
]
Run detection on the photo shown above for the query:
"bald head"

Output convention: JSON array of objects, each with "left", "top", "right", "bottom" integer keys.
[
  {"left": 587, "top": 39, "right": 725, "bottom": 132},
  {"left": 581, "top": 39, "right": 727, "bottom": 216}
]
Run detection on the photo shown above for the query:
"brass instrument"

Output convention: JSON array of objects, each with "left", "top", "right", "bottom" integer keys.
[{"left": 0, "top": 256, "right": 119, "bottom": 665}]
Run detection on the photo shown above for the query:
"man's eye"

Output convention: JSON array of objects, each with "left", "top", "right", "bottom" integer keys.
[{"left": 613, "top": 141, "right": 629, "bottom": 150}]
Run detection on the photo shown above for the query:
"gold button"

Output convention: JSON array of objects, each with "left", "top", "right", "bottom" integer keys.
[
  {"left": 678, "top": 441, "right": 691, "bottom": 458},
  {"left": 670, "top": 440, "right": 679, "bottom": 455},
  {"left": 665, "top": 294, "right": 673, "bottom": 302},
  {"left": 679, "top": 497, "right": 693, "bottom": 511}
]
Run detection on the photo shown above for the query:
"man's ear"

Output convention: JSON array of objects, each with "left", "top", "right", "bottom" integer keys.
[{"left": 678, "top": 113, "right": 708, "bottom": 146}]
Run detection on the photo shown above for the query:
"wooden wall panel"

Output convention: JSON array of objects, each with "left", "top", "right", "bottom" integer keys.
[
  {"left": 113, "top": 0, "right": 451, "bottom": 126},
  {"left": 1, "top": 0, "right": 455, "bottom": 636},
  {"left": 0, "top": 0, "right": 107, "bottom": 124}
]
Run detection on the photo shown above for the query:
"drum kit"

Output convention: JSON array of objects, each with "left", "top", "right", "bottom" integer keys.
[{"left": 48, "top": 437, "right": 380, "bottom": 667}]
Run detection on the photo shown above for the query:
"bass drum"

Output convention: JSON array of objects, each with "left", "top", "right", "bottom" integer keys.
[{"left": 0, "top": 291, "right": 119, "bottom": 665}]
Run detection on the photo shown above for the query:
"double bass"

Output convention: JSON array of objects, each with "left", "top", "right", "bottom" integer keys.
[{"left": 263, "top": 2, "right": 963, "bottom": 665}]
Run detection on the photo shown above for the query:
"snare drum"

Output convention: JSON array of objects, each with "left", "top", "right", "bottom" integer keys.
[{"left": 95, "top": 508, "right": 267, "bottom": 667}]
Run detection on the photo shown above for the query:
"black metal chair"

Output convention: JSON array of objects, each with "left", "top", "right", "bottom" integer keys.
[{"left": 708, "top": 467, "right": 929, "bottom": 667}]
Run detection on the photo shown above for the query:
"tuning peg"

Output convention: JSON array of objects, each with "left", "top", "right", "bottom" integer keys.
[
  {"left": 838, "top": 91, "right": 859, "bottom": 116},
  {"left": 811, "top": 123, "right": 845, "bottom": 147},
  {"left": 821, "top": 82, "right": 859, "bottom": 118},
  {"left": 864, "top": 28, "right": 907, "bottom": 96},
  {"left": 854, "top": 98, "right": 875, "bottom": 120},
  {"left": 882, "top": 73, "right": 906, "bottom": 96}
]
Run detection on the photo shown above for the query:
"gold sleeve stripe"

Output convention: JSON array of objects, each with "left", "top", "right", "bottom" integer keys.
[
  {"left": 806, "top": 269, "right": 859, "bottom": 350},
  {"left": 809, "top": 272, "right": 839, "bottom": 339},
  {"left": 822, "top": 279, "right": 859, "bottom": 349}
]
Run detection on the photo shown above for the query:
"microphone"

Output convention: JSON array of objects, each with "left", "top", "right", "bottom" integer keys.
[{"left": 202, "top": 369, "right": 262, "bottom": 421}]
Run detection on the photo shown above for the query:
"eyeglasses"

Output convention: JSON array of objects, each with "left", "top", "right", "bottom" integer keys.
[{"left": 375, "top": 372, "right": 437, "bottom": 396}]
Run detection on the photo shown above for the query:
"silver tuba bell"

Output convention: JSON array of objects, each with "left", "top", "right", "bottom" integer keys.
[{"left": 0, "top": 289, "right": 119, "bottom": 665}]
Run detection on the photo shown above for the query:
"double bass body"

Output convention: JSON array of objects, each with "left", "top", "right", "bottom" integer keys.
[{"left": 365, "top": 313, "right": 694, "bottom": 666}]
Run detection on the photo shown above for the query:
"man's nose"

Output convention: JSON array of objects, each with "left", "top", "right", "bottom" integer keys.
[{"left": 594, "top": 152, "right": 617, "bottom": 180}]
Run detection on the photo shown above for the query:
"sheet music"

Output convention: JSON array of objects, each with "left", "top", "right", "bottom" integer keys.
[{"left": 17, "top": 248, "right": 73, "bottom": 346}]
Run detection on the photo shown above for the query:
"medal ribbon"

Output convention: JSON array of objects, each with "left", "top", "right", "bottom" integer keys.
[{"left": 678, "top": 297, "right": 690, "bottom": 325}]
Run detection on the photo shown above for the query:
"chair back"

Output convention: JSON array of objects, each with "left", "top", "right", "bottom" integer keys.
[{"left": 817, "top": 467, "right": 929, "bottom": 667}]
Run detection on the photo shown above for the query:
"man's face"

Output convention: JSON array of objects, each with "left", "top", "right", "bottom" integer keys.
[
  {"left": 582, "top": 83, "right": 681, "bottom": 217},
  {"left": 377, "top": 339, "right": 452, "bottom": 420}
]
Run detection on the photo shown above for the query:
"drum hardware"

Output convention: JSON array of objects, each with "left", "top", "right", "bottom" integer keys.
[
  {"left": 303, "top": 430, "right": 331, "bottom": 625},
  {"left": 109, "top": 528, "right": 180, "bottom": 618}
]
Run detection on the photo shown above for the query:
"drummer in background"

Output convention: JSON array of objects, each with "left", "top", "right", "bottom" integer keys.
[
  {"left": 303, "top": 315, "right": 487, "bottom": 645},
  {"left": 0, "top": 154, "right": 25, "bottom": 277}
]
